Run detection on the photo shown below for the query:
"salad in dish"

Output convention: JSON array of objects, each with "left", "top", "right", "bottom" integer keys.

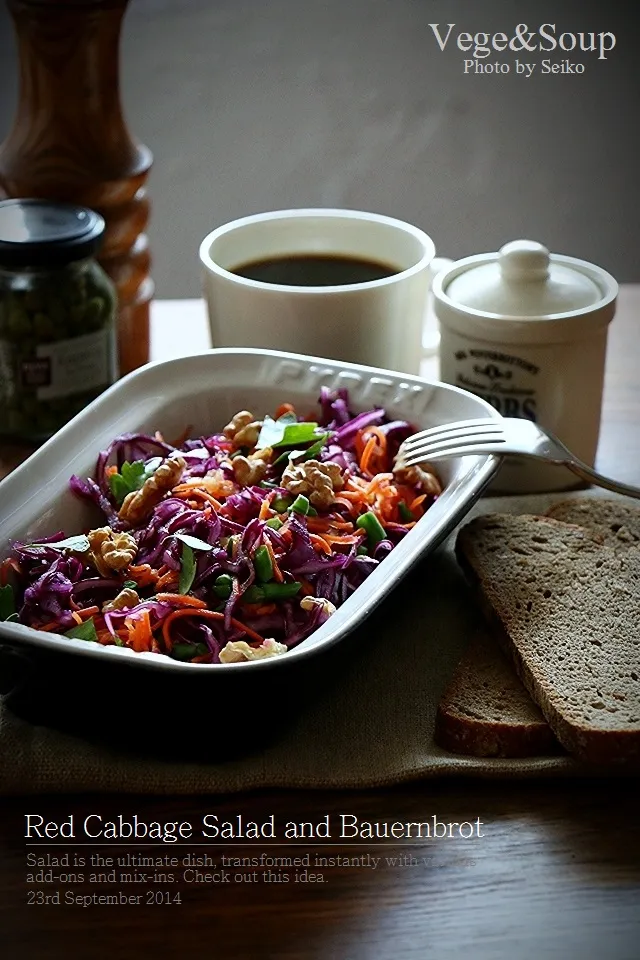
[{"left": 0, "top": 388, "right": 441, "bottom": 664}]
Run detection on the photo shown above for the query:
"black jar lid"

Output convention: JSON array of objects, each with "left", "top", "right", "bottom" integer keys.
[{"left": 0, "top": 198, "right": 106, "bottom": 268}]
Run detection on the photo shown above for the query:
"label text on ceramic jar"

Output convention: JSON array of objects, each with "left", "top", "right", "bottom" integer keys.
[{"left": 447, "top": 344, "right": 539, "bottom": 420}]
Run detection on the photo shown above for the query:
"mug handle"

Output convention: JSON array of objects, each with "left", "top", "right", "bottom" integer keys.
[{"left": 423, "top": 257, "right": 453, "bottom": 357}]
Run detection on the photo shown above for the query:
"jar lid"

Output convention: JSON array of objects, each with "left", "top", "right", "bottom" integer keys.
[
  {"left": 445, "top": 240, "right": 602, "bottom": 317},
  {"left": 0, "top": 199, "right": 106, "bottom": 268}
]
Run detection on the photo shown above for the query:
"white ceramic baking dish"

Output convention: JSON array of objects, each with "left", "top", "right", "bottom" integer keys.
[{"left": 0, "top": 348, "right": 501, "bottom": 677}]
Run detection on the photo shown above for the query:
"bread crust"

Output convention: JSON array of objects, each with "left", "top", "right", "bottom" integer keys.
[{"left": 434, "top": 632, "right": 560, "bottom": 758}]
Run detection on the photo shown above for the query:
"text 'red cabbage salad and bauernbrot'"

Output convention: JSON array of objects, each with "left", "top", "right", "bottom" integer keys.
[{"left": 0, "top": 389, "right": 441, "bottom": 664}]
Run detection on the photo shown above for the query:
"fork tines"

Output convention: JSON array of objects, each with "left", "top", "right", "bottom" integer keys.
[{"left": 396, "top": 417, "right": 506, "bottom": 467}]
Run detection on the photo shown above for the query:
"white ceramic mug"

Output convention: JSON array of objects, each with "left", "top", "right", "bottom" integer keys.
[{"left": 199, "top": 209, "right": 447, "bottom": 374}]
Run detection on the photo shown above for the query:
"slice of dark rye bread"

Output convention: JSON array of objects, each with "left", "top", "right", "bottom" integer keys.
[
  {"left": 434, "top": 632, "right": 561, "bottom": 758},
  {"left": 545, "top": 498, "right": 640, "bottom": 548},
  {"left": 435, "top": 500, "right": 640, "bottom": 760},
  {"left": 455, "top": 514, "right": 640, "bottom": 765}
]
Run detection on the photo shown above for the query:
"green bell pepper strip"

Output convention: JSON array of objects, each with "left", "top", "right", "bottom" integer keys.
[
  {"left": 212, "top": 574, "right": 234, "bottom": 600},
  {"left": 398, "top": 501, "right": 414, "bottom": 523},
  {"left": 242, "top": 582, "right": 302, "bottom": 604},
  {"left": 356, "top": 511, "right": 386, "bottom": 549},
  {"left": 289, "top": 494, "right": 311, "bottom": 516},
  {"left": 253, "top": 544, "right": 273, "bottom": 582}
]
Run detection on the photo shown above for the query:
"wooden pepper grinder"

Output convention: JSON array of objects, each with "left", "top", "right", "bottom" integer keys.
[{"left": 0, "top": 0, "right": 153, "bottom": 374}]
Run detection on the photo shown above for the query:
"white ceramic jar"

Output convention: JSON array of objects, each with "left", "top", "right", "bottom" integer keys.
[{"left": 432, "top": 240, "right": 618, "bottom": 493}]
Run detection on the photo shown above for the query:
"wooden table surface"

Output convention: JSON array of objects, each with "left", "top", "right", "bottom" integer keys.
[{"left": 2, "top": 293, "right": 640, "bottom": 959}]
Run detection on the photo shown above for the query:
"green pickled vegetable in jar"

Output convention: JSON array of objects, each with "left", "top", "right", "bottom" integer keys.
[{"left": 0, "top": 199, "right": 118, "bottom": 441}]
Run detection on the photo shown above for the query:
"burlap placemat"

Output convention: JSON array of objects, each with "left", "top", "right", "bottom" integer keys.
[{"left": 0, "top": 491, "right": 625, "bottom": 795}]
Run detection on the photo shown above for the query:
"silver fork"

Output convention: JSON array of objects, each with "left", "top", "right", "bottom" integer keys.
[{"left": 396, "top": 417, "right": 640, "bottom": 500}]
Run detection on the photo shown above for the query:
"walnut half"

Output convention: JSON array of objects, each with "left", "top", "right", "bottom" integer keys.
[
  {"left": 87, "top": 528, "right": 138, "bottom": 577},
  {"left": 102, "top": 586, "right": 141, "bottom": 613},
  {"left": 393, "top": 463, "right": 442, "bottom": 497},
  {"left": 223, "top": 410, "right": 263, "bottom": 448},
  {"left": 219, "top": 638, "right": 288, "bottom": 663},
  {"left": 281, "top": 459, "right": 344, "bottom": 509},
  {"left": 300, "top": 596, "right": 336, "bottom": 617},
  {"left": 118, "top": 454, "right": 186, "bottom": 524},
  {"left": 231, "top": 455, "right": 268, "bottom": 487}
]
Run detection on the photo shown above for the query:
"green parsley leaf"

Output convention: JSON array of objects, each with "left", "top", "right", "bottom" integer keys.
[
  {"left": 273, "top": 422, "right": 321, "bottom": 448},
  {"left": 28, "top": 534, "right": 90, "bottom": 553},
  {"left": 272, "top": 431, "right": 331, "bottom": 466},
  {"left": 172, "top": 641, "right": 209, "bottom": 662},
  {"left": 65, "top": 618, "right": 99, "bottom": 642},
  {"left": 272, "top": 448, "right": 307, "bottom": 467},
  {"left": 256, "top": 412, "right": 320, "bottom": 450},
  {"left": 123, "top": 580, "right": 137, "bottom": 590},
  {"left": 178, "top": 543, "right": 197, "bottom": 595},
  {"left": 108, "top": 457, "right": 162, "bottom": 506},
  {"left": 305, "top": 431, "right": 330, "bottom": 457},
  {"left": 0, "top": 584, "right": 16, "bottom": 621},
  {"left": 174, "top": 533, "right": 214, "bottom": 552}
]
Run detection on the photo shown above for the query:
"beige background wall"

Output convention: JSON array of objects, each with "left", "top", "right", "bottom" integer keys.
[{"left": 0, "top": 0, "right": 637, "bottom": 296}]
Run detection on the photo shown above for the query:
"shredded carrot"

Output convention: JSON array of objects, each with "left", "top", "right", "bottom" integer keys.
[
  {"left": 330, "top": 518, "right": 355, "bottom": 532},
  {"left": 338, "top": 489, "right": 367, "bottom": 502},
  {"left": 126, "top": 609, "right": 153, "bottom": 652},
  {"left": 305, "top": 517, "right": 332, "bottom": 533},
  {"left": 0, "top": 557, "right": 21, "bottom": 585},
  {"left": 155, "top": 593, "right": 207, "bottom": 608},
  {"left": 359, "top": 426, "right": 390, "bottom": 476},
  {"left": 322, "top": 533, "right": 363, "bottom": 545},
  {"left": 274, "top": 402, "right": 295, "bottom": 419},
  {"left": 191, "top": 654, "right": 211, "bottom": 664},
  {"left": 76, "top": 605, "right": 100, "bottom": 620},
  {"left": 105, "top": 465, "right": 118, "bottom": 477},
  {"left": 253, "top": 603, "right": 277, "bottom": 616},
  {"left": 309, "top": 533, "right": 332, "bottom": 555},
  {"left": 96, "top": 628, "right": 127, "bottom": 646},
  {"left": 259, "top": 495, "right": 274, "bottom": 521},
  {"left": 262, "top": 536, "right": 284, "bottom": 582},
  {"left": 128, "top": 564, "right": 159, "bottom": 587},
  {"left": 365, "top": 472, "right": 394, "bottom": 496},
  {"left": 161, "top": 608, "right": 264, "bottom": 650},
  {"left": 354, "top": 430, "right": 367, "bottom": 461},
  {"left": 346, "top": 474, "right": 369, "bottom": 491},
  {"left": 156, "top": 571, "right": 179, "bottom": 590},
  {"left": 172, "top": 487, "right": 224, "bottom": 511},
  {"left": 37, "top": 621, "right": 62, "bottom": 632},
  {"left": 333, "top": 496, "right": 359, "bottom": 516},
  {"left": 409, "top": 493, "right": 427, "bottom": 511},
  {"left": 71, "top": 611, "right": 82, "bottom": 625},
  {"left": 364, "top": 426, "right": 388, "bottom": 451},
  {"left": 359, "top": 435, "right": 378, "bottom": 474},
  {"left": 240, "top": 601, "right": 277, "bottom": 616},
  {"left": 299, "top": 579, "right": 315, "bottom": 596}
]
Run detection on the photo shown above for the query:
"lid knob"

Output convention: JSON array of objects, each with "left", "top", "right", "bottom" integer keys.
[{"left": 499, "top": 240, "right": 550, "bottom": 282}]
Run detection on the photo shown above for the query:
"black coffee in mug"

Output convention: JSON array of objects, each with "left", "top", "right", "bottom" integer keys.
[{"left": 231, "top": 253, "right": 399, "bottom": 286}]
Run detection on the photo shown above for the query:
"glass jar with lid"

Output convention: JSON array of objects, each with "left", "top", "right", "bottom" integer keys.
[{"left": 0, "top": 198, "right": 118, "bottom": 441}]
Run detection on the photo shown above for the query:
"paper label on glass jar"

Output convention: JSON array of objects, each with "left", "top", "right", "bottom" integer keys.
[{"left": 26, "top": 329, "right": 111, "bottom": 401}]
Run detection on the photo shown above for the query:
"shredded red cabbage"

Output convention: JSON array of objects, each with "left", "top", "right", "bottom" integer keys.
[{"left": 5, "top": 388, "right": 441, "bottom": 664}]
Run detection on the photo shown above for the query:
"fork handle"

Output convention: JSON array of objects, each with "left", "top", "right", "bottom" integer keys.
[{"left": 565, "top": 460, "right": 640, "bottom": 500}]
